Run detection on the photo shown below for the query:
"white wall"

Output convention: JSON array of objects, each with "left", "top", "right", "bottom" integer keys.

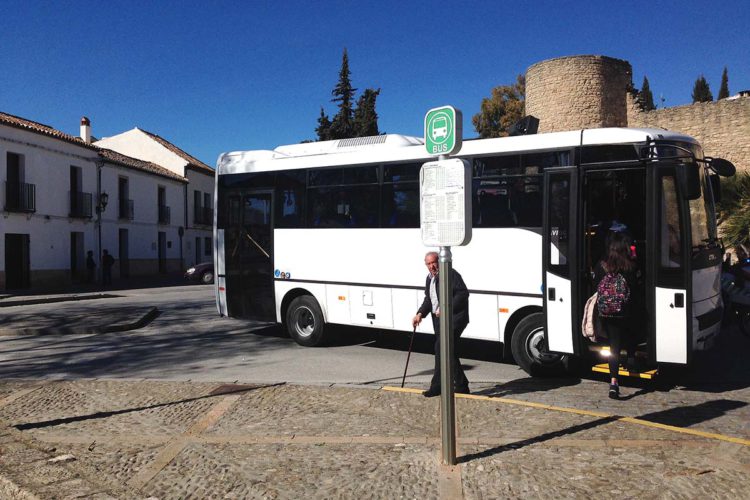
[
  {"left": 1, "top": 125, "right": 99, "bottom": 273},
  {"left": 1, "top": 123, "right": 187, "bottom": 283},
  {"left": 100, "top": 163, "right": 185, "bottom": 264},
  {"left": 96, "top": 129, "right": 187, "bottom": 176}
]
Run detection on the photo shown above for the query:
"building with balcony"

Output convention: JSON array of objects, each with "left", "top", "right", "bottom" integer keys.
[
  {"left": 1, "top": 112, "right": 187, "bottom": 290},
  {"left": 94, "top": 128, "right": 215, "bottom": 268}
]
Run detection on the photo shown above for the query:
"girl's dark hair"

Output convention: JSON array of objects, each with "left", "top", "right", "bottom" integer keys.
[{"left": 604, "top": 231, "right": 636, "bottom": 274}]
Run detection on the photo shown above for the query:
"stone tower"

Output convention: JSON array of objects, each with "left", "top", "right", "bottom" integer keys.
[{"left": 525, "top": 55, "right": 633, "bottom": 133}]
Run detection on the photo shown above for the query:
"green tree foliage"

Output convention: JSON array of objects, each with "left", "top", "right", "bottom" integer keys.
[
  {"left": 353, "top": 88, "right": 380, "bottom": 137},
  {"left": 329, "top": 48, "right": 357, "bottom": 139},
  {"left": 692, "top": 75, "right": 713, "bottom": 103},
  {"left": 316, "top": 49, "right": 381, "bottom": 141},
  {"left": 472, "top": 75, "right": 525, "bottom": 138},
  {"left": 639, "top": 76, "right": 656, "bottom": 111},
  {"left": 718, "top": 67, "right": 730, "bottom": 100},
  {"left": 315, "top": 108, "right": 332, "bottom": 141},
  {"left": 716, "top": 171, "right": 750, "bottom": 249}
]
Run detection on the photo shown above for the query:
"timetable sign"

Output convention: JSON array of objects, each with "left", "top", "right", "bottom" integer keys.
[{"left": 419, "top": 158, "right": 472, "bottom": 247}]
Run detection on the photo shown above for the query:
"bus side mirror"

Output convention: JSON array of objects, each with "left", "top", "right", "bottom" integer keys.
[
  {"left": 708, "top": 174, "right": 721, "bottom": 203},
  {"left": 709, "top": 157, "right": 736, "bottom": 177},
  {"left": 677, "top": 163, "right": 701, "bottom": 200}
]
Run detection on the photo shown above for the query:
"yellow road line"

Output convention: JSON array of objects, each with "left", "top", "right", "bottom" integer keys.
[{"left": 382, "top": 386, "right": 750, "bottom": 447}]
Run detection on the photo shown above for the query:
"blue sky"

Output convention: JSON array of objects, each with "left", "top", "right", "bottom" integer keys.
[{"left": 2, "top": 0, "right": 748, "bottom": 167}]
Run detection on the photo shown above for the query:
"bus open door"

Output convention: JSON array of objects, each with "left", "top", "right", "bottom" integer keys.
[
  {"left": 542, "top": 167, "right": 581, "bottom": 360},
  {"left": 646, "top": 164, "right": 693, "bottom": 366}
]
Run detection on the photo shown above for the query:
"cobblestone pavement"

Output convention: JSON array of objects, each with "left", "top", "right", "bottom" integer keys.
[{"left": 0, "top": 379, "right": 748, "bottom": 499}]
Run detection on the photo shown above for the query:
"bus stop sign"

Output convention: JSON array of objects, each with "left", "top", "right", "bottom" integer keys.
[{"left": 425, "top": 106, "right": 462, "bottom": 156}]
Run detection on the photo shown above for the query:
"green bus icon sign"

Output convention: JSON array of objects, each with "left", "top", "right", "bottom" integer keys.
[{"left": 425, "top": 106, "right": 462, "bottom": 156}]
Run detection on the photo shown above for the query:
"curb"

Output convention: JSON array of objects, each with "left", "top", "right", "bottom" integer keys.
[
  {"left": 0, "top": 293, "right": 120, "bottom": 309},
  {"left": 0, "top": 306, "right": 159, "bottom": 336}
]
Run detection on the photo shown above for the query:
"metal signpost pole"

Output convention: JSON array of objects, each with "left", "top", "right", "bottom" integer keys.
[
  {"left": 421, "top": 106, "right": 469, "bottom": 467},
  {"left": 438, "top": 245, "right": 456, "bottom": 464}
]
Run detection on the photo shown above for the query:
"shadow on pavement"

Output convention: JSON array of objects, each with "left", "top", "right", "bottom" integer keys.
[
  {"left": 14, "top": 382, "right": 284, "bottom": 431},
  {"left": 459, "top": 415, "right": 619, "bottom": 463},
  {"left": 472, "top": 376, "right": 582, "bottom": 398},
  {"left": 634, "top": 399, "right": 747, "bottom": 428}
]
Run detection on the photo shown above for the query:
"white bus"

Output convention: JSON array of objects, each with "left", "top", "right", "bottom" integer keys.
[{"left": 213, "top": 128, "right": 734, "bottom": 376}]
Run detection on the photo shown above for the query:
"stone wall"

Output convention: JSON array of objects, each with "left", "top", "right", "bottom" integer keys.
[
  {"left": 525, "top": 54, "right": 749, "bottom": 173},
  {"left": 526, "top": 55, "right": 632, "bottom": 133},
  {"left": 627, "top": 94, "right": 750, "bottom": 172}
]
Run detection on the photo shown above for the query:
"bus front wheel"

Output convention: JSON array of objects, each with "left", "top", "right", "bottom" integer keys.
[
  {"left": 286, "top": 296, "right": 326, "bottom": 347},
  {"left": 511, "top": 312, "right": 566, "bottom": 377}
]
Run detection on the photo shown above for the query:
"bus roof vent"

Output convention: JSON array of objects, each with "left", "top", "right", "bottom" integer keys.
[
  {"left": 336, "top": 135, "right": 388, "bottom": 148},
  {"left": 273, "top": 134, "right": 423, "bottom": 158}
]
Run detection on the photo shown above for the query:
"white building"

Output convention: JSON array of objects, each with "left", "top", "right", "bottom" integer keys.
[
  {"left": 94, "top": 128, "right": 215, "bottom": 268},
  {"left": 1, "top": 112, "right": 188, "bottom": 290}
]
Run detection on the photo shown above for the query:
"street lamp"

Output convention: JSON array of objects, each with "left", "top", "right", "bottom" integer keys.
[
  {"left": 96, "top": 192, "right": 109, "bottom": 214},
  {"left": 95, "top": 190, "right": 108, "bottom": 285}
]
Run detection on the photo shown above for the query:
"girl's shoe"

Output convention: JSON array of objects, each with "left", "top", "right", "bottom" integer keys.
[{"left": 608, "top": 384, "right": 620, "bottom": 399}]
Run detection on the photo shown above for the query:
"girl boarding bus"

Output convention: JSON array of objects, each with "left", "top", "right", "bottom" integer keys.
[{"left": 213, "top": 128, "right": 734, "bottom": 377}]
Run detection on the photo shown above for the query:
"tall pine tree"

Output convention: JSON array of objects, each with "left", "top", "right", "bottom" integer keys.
[
  {"left": 718, "top": 67, "right": 730, "bottom": 100},
  {"left": 329, "top": 48, "right": 357, "bottom": 139},
  {"left": 692, "top": 75, "right": 713, "bottom": 103},
  {"left": 353, "top": 88, "right": 380, "bottom": 137},
  {"left": 639, "top": 76, "right": 656, "bottom": 111},
  {"left": 315, "top": 49, "right": 381, "bottom": 141}
]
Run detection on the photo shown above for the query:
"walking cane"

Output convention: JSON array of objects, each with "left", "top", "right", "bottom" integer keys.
[{"left": 401, "top": 326, "right": 417, "bottom": 388}]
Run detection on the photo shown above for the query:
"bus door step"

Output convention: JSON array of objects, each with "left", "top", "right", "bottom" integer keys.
[{"left": 591, "top": 363, "right": 658, "bottom": 379}]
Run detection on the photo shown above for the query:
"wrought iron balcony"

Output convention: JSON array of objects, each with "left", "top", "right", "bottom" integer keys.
[
  {"left": 69, "top": 191, "right": 93, "bottom": 218},
  {"left": 4, "top": 182, "right": 36, "bottom": 212},
  {"left": 194, "top": 206, "right": 213, "bottom": 226},
  {"left": 158, "top": 204, "right": 171, "bottom": 225},
  {"left": 119, "top": 199, "right": 134, "bottom": 220}
]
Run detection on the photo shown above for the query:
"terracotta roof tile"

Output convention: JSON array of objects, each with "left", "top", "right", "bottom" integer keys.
[
  {"left": 0, "top": 111, "right": 97, "bottom": 150},
  {"left": 1, "top": 111, "right": 187, "bottom": 183},
  {"left": 139, "top": 128, "right": 214, "bottom": 174},
  {"left": 98, "top": 149, "right": 188, "bottom": 183}
]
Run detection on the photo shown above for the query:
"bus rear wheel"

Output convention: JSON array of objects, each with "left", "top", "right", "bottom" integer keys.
[
  {"left": 286, "top": 295, "right": 326, "bottom": 347},
  {"left": 511, "top": 312, "right": 566, "bottom": 376}
]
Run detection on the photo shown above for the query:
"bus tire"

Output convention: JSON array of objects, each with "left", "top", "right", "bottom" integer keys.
[
  {"left": 286, "top": 295, "right": 326, "bottom": 347},
  {"left": 511, "top": 312, "right": 566, "bottom": 377}
]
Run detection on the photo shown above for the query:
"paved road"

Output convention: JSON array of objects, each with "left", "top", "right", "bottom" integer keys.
[
  {"left": 0, "top": 284, "right": 748, "bottom": 498},
  {"left": 0, "top": 284, "right": 525, "bottom": 386}
]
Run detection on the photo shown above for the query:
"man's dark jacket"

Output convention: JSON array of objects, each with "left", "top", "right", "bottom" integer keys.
[{"left": 417, "top": 269, "right": 469, "bottom": 332}]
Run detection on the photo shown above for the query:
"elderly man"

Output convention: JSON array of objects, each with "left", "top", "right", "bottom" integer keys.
[{"left": 412, "top": 251, "right": 470, "bottom": 397}]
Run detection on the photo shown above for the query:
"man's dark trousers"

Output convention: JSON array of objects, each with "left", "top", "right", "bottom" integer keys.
[{"left": 429, "top": 316, "right": 469, "bottom": 392}]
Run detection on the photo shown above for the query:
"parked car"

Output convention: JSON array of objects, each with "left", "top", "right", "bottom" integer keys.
[{"left": 184, "top": 262, "right": 214, "bottom": 284}]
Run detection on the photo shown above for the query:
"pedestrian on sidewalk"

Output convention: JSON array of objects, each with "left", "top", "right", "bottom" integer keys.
[
  {"left": 411, "top": 251, "right": 470, "bottom": 397},
  {"left": 86, "top": 250, "right": 96, "bottom": 283},
  {"left": 102, "top": 249, "right": 115, "bottom": 286}
]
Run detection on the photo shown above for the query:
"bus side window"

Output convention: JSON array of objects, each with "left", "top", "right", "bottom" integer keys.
[
  {"left": 382, "top": 183, "right": 419, "bottom": 227},
  {"left": 660, "top": 176, "right": 682, "bottom": 268},
  {"left": 276, "top": 171, "right": 306, "bottom": 228}
]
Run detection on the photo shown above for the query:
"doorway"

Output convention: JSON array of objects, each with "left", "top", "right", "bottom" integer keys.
[
  {"left": 5, "top": 234, "right": 30, "bottom": 290},
  {"left": 158, "top": 231, "right": 167, "bottom": 273},
  {"left": 581, "top": 168, "right": 647, "bottom": 353},
  {"left": 119, "top": 229, "right": 130, "bottom": 278},
  {"left": 70, "top": 232, "right": 85, "bottom": 281}
]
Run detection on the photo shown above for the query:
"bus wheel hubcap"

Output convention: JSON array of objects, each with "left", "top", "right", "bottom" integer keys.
[
  {"left": 293, "top": 307, "right": 315, "bottom": 338},
  {"left": 527, "top": 327, "right": 561, "bottom": 364}
]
